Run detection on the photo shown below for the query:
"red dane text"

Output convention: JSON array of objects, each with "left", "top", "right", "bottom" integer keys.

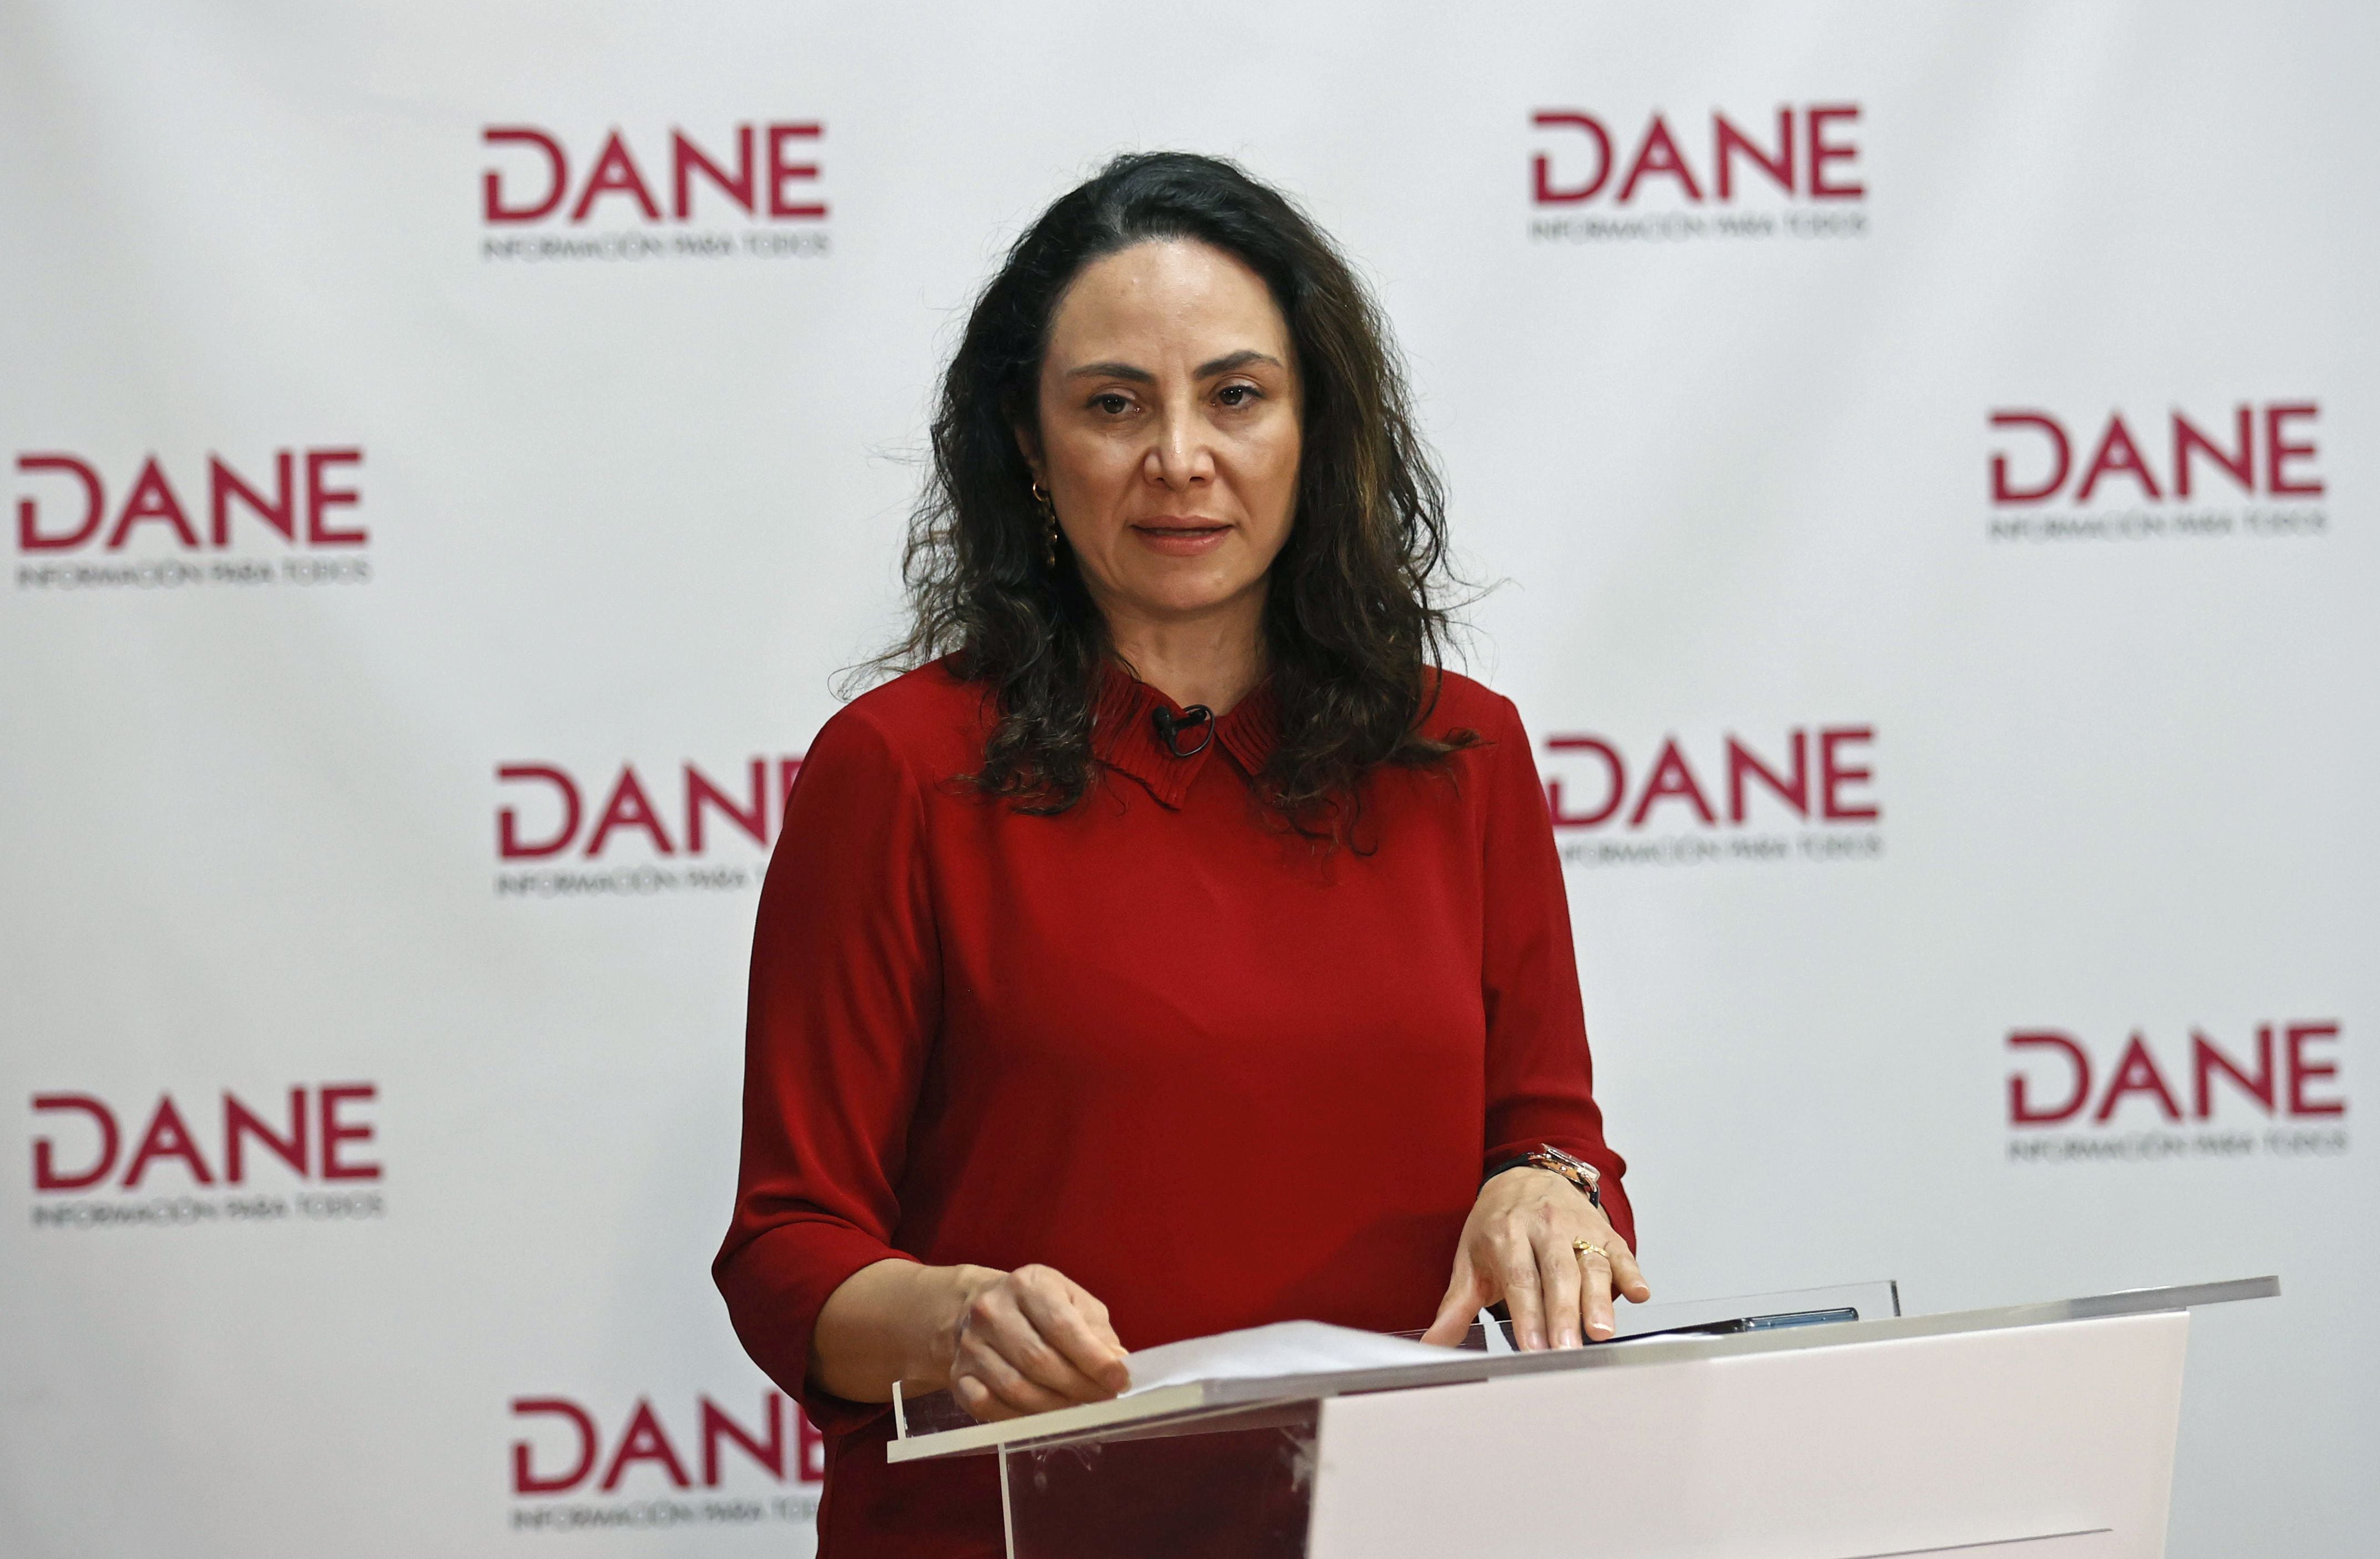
[
  {"left": 31, "top": 1084, "right": 380, "bottom": 1193},
  {"left": 1989, "top": 404, "right": 2323, "bottom": 506},
  {"left": 1544, "top": 727, "right": 1880, "bottom": 868},
  {"left": 510, "top": 1392, "right": 825, "bottom": 1497},
  {"left": 1544, "top": 727, "right": 1877, "bottom": 829},
  {"left": 482, "top": 123, "right": 826, "bottom": 224},
  {"left": 496, "top": 757, "right": 805, "bottom": 860},
  {"left": 493, "top": 756, "right": 808, "bottom": 897},
  {"left": 1531, "top": 105, "right": 1864, "bottom": 205},
  {"left": 2006, "top": 1024, "right": 2348, "bottom": 1162},
  {"left": 14, "top": 449, "right": 364, "bottom": 553}
]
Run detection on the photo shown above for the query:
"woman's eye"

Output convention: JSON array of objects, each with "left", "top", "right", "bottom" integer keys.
[
  {"left": 1217, "top": 384, "right": 1259, "bottom": 408},
  {"left": 1092, "top": 393, "right": 1133, "bottom": 415}
]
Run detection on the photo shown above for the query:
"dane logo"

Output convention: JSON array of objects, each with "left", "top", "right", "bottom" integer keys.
[
  {"left": 508, "top": 1391, "right": 825, "bottom": 1533},
  {"left": 480, "top": 121, "right": 829, "bottom": 263},
  {"left": 1529, "top": 104, "right": 1866, "bottom": 243},
  {"left": 1541, "top": 726, "right": 1880, "bottom": 869},
  {"left": 2005, "top": 1024, "right": 2347, "bottom": 1163},
  {"left": 1984, "top": 403, "right": 2326, "bottom": 544},
  {"left": 13, "top": 447, "right": 368, "bottom": 591},
  {"left": 493, "top": 755, "right": 804, "bottom": 898},
  {"left": 28, "top": 1084, "right": 385, "bottom": 1228}
]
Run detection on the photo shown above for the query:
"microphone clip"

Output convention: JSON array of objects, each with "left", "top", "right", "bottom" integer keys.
[{"left": 1151, "top": 704, "right": 1215, "bottom": 758}]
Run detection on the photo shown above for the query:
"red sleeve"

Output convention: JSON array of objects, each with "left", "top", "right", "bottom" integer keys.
[
  {"left": 713, "top": 703, "right": 941, "bottom": 1428},
  {"left": 1475, "top": 694, "right": 1636, "bottom": 1250}
]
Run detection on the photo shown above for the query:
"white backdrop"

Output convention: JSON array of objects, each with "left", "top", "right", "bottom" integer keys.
[{"left": 3, "top": 2, "right": 2373, "bottom": 1554}]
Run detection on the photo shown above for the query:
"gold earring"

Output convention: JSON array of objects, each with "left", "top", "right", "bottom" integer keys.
[{"left": 1032, "top": 482, "right": 1058, "bottom": 568}]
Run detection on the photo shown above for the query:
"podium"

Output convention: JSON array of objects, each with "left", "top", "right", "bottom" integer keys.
[{"left": 888, "top": 1276, "right": 2276, "bottom": 1558}]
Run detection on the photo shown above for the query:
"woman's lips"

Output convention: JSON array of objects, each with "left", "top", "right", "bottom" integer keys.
[{"left": 1129, "top": 520, "right": 1231, "bottom": 557}]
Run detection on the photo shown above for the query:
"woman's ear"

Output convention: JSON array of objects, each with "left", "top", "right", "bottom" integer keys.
[{"left": 1012, "top": 420, "right": 1045, "bottom": 487}]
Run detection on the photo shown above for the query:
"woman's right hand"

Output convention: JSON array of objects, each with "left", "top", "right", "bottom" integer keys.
[{"left": 946, "top": 1264, "right": 1132, "bottom": 1421}]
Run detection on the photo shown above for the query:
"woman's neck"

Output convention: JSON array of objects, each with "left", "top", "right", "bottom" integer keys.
[{"left": 1101, "top": 590, "right": 1268, "bottom": 715}]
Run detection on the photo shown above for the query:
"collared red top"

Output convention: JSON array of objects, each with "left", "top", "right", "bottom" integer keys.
[
  {"left": 715, "top": 657, "right": 1631, "bottom": 1558},
  {"left": 1081, "top": 659, "right": 1282, "bottom": 807}
]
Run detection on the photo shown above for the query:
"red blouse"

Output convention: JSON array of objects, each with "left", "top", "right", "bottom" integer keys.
[{"left": 714, "top": 659, "right": 1632, "bottom": 1558}]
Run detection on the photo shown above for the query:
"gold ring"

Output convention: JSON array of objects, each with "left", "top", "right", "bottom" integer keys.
[{"left": 1573, "top": 1240, "right": 1607, "bottom": 1260}]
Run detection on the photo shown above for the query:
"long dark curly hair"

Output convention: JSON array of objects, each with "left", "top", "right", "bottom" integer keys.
[{"left": 874, "top": 150, "right": 1470, "bottom": 833}]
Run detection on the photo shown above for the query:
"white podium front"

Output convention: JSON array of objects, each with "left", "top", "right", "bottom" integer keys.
[{"left": 888, "top": 1277, "right": 2276, "bottom": 1559}]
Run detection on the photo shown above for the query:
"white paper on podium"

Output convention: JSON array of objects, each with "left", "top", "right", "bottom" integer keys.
[{"left": 1120, "top": 1320, "right": 1453, "bottom": 1396}]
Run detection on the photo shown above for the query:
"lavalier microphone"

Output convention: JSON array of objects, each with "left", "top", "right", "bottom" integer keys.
[{"left": 1151, "top": 705, "right": 1215, "bottom": 758}]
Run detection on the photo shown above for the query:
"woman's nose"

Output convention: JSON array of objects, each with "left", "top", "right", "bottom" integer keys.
[{"left": 1144, "top": 410, "right": 1214, "bottom": 489}]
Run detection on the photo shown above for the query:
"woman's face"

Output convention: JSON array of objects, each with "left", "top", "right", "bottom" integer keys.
[{"left": 1026, "top": 239, "right": 1302, "bottom": 629}]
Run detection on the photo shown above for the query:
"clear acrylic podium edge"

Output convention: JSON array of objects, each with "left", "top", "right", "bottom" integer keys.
[{"left": 885, "top": 1274, "right": 2278, "bottom": 1465}]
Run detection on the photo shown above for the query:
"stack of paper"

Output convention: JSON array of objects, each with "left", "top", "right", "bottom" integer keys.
[{"left": 1120, "top": 1320, "right": 1454, "bottom": 1396}]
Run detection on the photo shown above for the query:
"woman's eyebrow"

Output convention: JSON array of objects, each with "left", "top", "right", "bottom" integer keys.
[
  {"left": 1196, "top": 349, "right": 1283, "bottom": 378},
  {"left": 1061, "top": 350, "right": 1285, "bottom": 383},
  {"left": 1063, "top": 360, "right": 1156, "bottom": 383}
]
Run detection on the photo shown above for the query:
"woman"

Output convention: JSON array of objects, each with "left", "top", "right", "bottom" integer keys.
[{"left": 715, "top": 151, "right": 1646, "bottom": 1557}]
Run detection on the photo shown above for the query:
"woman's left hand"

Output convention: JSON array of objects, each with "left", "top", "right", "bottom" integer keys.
[{"left": 1419, "top": 1166, "right": 1651, "bottom": 1349}]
